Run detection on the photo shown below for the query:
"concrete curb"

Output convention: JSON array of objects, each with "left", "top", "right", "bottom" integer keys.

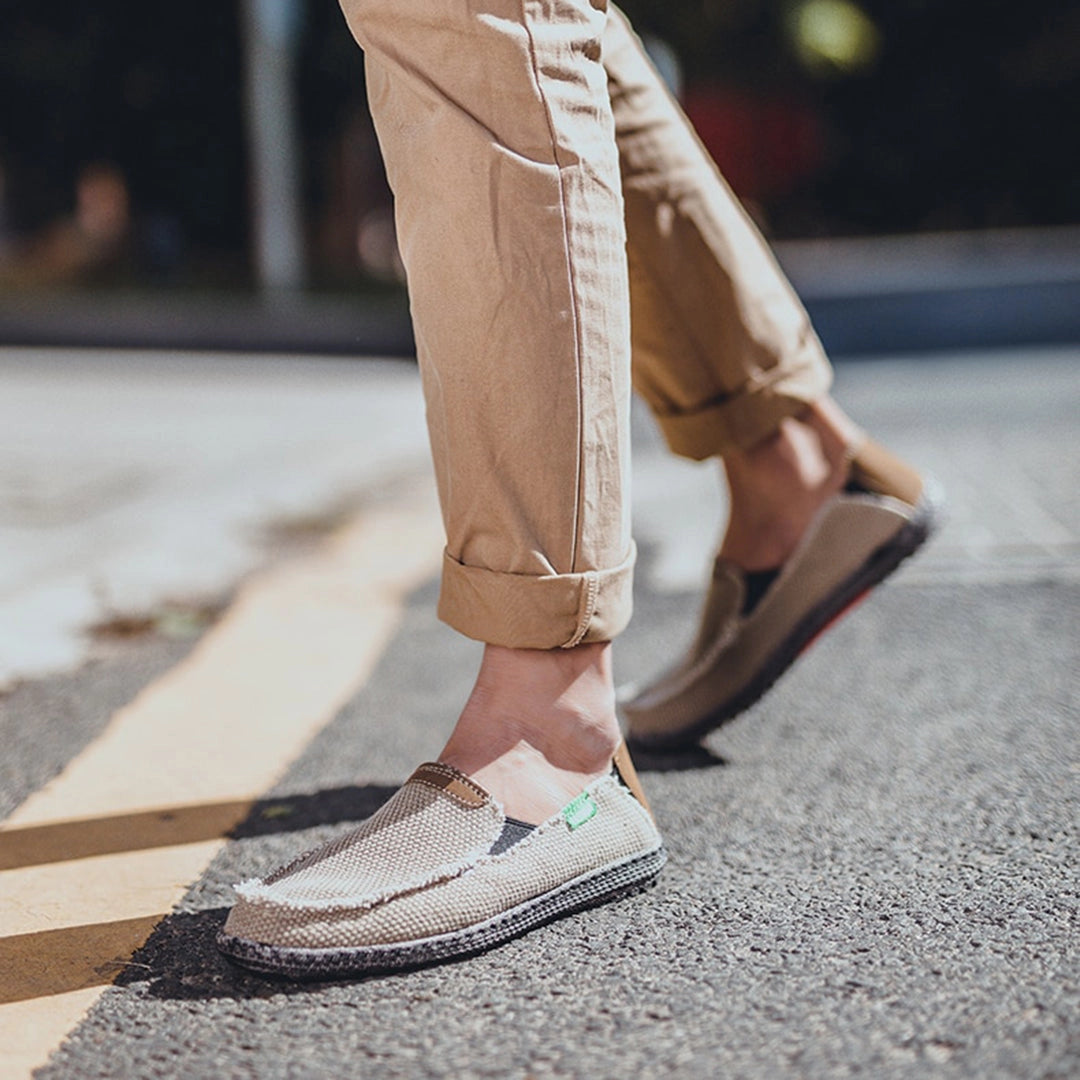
[{"left": 1, "top": 228, "right": 1078, "bottom": 359}]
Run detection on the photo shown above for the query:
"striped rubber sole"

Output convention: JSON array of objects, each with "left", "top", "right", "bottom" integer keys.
[{"left": 217, "top": 845, "right": 667, "bottom": 980}]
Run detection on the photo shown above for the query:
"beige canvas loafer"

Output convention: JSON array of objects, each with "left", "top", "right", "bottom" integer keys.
[
  {"left": 621, "top": 441, "right": 942, "bottom": 750},
  {"left": 218, "top": 745, "right": 664, "bottom": 978}
]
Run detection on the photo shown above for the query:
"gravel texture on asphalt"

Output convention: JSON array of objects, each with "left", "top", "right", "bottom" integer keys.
[
  {"left": 0, "top": 635, "right": 198, "bottom": 820},
  {"left": 35, "top": 571, "right": 1079, "bottom": 1080}
]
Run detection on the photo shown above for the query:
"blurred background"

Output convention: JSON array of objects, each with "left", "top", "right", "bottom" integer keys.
[{"left": 0, "top": 0, "right": 1077, "bottom": 353}]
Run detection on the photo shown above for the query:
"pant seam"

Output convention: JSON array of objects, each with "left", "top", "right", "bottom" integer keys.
[
  {"left": 518, "top": 0, "right": 586, "bottom": 575},
  {"left": 563, "top": 571, "right": 600, "bottom": 648}
]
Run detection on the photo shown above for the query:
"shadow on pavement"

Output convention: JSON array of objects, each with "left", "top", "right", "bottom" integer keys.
[
  {"left": 229, "top": 784, "right": 398, "bottom": 840},
  {"left": 0, "top": 784, "right": 399, "bottom": 1004},
  {"left": 114, "top": 907, "right": 330, "bottom": 1002},
  {"left": 116, "top": 901, "right": 511, "bottom": 1002},
  {"left": 0, "top": 786, "right": 399, "bottom": 872},
  {"left": 111, "top": 781, "right": 405, "bottom": 1002},
  {"left": 630, "top": 745, "right": 728, "bottom": 773}
]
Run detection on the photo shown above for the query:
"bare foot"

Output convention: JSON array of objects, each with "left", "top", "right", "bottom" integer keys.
[
  {"left": 719, "top": 396, "right": 863, "bottom": 571},
  {"left": 438, "top": 642, "right": 621, "bottom": 825}
]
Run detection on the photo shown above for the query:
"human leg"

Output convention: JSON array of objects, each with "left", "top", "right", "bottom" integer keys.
[
  {"left": 718, "top": 398, "right": 862, "bottom": 571},
  {"left": 604, "top": 6, "right": 833, "bottom": 460},
  {"left": 340, "top": 0, "right": 645, "bottom": 820},
  {"left": 601, "top": 10, "right": 939, "bottom": 743},
  {"left": 218, "top": 0, "right": 664, "bottom": 977},
  {"left": 603, "top": 8, "right": 873, "bottom": 568}
]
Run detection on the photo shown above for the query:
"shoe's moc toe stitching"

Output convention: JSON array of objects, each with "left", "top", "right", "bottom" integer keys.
[
  {"left": 218, "top": 761, "right": 664, "bottom": 978},
  {"left": 223, "top": 764, "right": 500, "bottom": 936},
  {"left": 622, "top": 440, "right": 941, "bottom": 749}
]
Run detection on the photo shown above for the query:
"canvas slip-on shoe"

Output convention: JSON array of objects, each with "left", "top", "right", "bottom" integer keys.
[
  {"left": 218, "top": 745, "right": 664, "bottom": 978},
  {"left": 621, "top": 439, "right": 942, "bottom": 750}
]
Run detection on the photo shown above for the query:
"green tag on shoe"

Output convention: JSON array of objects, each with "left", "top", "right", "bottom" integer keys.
[{"left": 562, "top": 792, "right": 598, "bottom": 830}]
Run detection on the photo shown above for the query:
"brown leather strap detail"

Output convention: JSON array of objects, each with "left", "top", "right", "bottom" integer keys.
[
  {"left": 613, "top": 741, "right": 654, "bottom": 821},
  {"left": 410, "top": 763, "right": 490, "bottom": 808},
  {"left": 850, "top": 439, "right": 924, "bottom": 507}
]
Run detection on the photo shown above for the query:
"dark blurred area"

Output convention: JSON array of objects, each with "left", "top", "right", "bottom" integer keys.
[
  {"left": 0, "top": 0, "right": 1076, "bottom": 349},
  {"left": 621, "top": 0, "right": 1080, "bottom": 237}
]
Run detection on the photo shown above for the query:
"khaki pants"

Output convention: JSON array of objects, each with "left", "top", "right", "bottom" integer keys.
[{"left": 339, "top": 0, "right": 833, "bottom": 650}]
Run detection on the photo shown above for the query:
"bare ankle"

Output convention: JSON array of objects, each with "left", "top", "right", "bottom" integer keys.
[
  {"left": 439, "top": 643, "right": 621, "bottom": 823},
  {"left": 719, "top": 397, "right": 860, "bottom": 571},
  {"left": 804, "top": 397, "right": 864, "bottom": 460}
]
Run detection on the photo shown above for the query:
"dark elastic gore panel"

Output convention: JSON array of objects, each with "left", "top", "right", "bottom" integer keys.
[{"left": 489, "top": 817, "right": 536, "bottom": 855}]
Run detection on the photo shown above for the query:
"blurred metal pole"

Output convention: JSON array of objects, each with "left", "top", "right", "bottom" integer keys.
[{"left": 240, "top": 0, "right": 305, "bottom": 293}]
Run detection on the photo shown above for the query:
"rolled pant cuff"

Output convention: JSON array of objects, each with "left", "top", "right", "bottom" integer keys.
[
  {"left": 653, "top": 349, "right": 834, "bottom": 461},
  {"left": 437, "top": 544, "right": 636, "bottom": 650}
]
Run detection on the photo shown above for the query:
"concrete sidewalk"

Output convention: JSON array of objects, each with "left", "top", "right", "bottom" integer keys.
[
  {"left": 1, "top": 344, "right": 1077, "bottom": 1079},
  {"left": 0, "top": 348, "right": 428, "bottom": 689}
]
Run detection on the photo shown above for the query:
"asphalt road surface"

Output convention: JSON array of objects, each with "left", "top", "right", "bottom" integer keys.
[{"left": 1, "top": 345, "right": 1077, "bottom": 1079}]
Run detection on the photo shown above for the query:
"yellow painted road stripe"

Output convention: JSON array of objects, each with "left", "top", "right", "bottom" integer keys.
[{"left": 0, "top": 478, "right": 443, "bottom": 1076}]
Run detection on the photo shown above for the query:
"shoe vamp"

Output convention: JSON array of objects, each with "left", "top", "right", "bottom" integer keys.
[
  {"left": 687, "top": 563, "right": 744, "bottom": 668},
  {"left": 243, "top": 781, "right": 502, "bottom": 908},
  {"left": 230, "top": 777, "right": 660, "bottom": 950},
  {"left": 689, "top": 494, "right": 911, "bottom": 678}
]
